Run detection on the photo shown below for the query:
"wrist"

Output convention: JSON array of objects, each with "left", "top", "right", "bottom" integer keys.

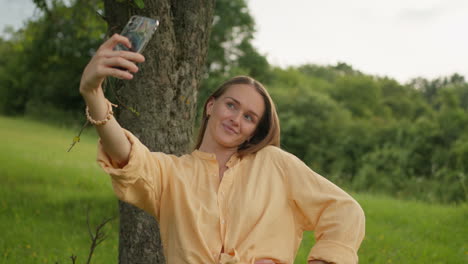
[
  {"left": 86, "top": 98, "right": 118, "bottom": 126},
  {"left": 80, "top": 86, "right": 104, "bottom": 102}
]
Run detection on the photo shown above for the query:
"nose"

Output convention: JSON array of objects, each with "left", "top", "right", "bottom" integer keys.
[{"left": 230, "top": 112, "right": 241, "bottom": 126}]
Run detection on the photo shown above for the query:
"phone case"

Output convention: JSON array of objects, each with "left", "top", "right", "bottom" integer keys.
[{"left": 114, "top": 16, "right": 159, "bottom": 53}]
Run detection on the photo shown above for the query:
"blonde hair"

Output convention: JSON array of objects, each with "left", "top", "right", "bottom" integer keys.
[{"left": 195, "top": 76, "right": 280, "bottom": 157}]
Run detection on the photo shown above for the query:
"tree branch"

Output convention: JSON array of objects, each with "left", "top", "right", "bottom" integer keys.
[{"left": 85, "top": 207, "right": 116, "bottom": 264}]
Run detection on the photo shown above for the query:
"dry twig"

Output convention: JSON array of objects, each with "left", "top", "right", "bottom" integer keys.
[
  {"left": 85, "top": 206, "right": 116, "bottom": 264},
  {"left": 70, "top": 255, "right": 77, "bottom": 264}
]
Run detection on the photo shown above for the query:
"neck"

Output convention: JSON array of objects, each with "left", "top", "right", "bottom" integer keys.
[
  {"left": 198, "top": 140, "right": 237, "bottom": 180},
  {"left": 199, "top": 142, "right": 237, "bottom": 180},
  {"left": 199, "top": 142, "right": 237, "bottom": 165},
  {"left": 198, "top": 127, "right": 238, "bottom": 165}
]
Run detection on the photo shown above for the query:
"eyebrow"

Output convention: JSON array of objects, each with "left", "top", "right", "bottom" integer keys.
[{"left": 225, "top": 96, "right": 260, "bottom": 118}]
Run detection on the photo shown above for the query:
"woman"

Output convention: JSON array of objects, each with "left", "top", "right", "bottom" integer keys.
[{"left": 80, "top": 34, "right": 365, "bottom": 264}]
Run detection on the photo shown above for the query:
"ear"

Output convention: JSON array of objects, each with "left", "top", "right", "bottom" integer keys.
[{"left": 206, "top": 97, "right": 215, "bottom": 116}]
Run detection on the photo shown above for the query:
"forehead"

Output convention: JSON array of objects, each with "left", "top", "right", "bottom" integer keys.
[{"left": 221, "top": 84, "right": 265, "bottom": 115}]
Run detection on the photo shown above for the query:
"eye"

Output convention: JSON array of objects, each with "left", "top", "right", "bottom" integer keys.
[
  {"left": 244, "top": 114, "right": 253, "bottom": 122},
  {"left": 226, "top": 102, "right": 235, "bottom": 109}
]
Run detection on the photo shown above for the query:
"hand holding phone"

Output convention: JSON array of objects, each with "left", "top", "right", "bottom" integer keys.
[{"left": 80, "top": 16, "right": 158, "bottom": 94}]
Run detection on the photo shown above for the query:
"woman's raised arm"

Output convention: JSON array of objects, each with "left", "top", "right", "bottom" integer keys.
[{"left": 79, "top": 34, "right": 145, "bottom": 168}]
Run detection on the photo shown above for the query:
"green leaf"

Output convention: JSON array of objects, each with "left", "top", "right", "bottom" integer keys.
[
  {"left": 134, "top": 0, "right": 145, "bottom": 9},
  {"left": 128, "top": 107, "right": 140, "bottom": 116}
]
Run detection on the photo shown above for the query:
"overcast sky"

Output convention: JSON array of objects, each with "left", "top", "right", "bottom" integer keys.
[
  {"left": 1, "top": 0, "right": 467, "bottom": 83},
  {"left": 247, "top": 0, "right": 468, "bottom": 83}
]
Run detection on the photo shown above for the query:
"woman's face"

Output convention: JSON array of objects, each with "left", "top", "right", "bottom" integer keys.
[{"left": 204, "top": 84, "right": 265, "bottom": 151}]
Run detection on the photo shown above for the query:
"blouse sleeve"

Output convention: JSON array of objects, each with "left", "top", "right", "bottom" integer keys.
[
  {"left": 96, "top": 128, "right": 170, "bottom": 220},
  {"left": 280, "top": 151, "right": 365, "bottom": 264}
]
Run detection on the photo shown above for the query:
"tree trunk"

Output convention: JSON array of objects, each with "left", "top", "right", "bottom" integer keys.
[{"left": 103, "top": 1, "right": 214, "bottom": 263}]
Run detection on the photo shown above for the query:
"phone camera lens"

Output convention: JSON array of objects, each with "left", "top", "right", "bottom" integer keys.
[{"left": 129, "top": 22, "right": 137, "bottom": 31}]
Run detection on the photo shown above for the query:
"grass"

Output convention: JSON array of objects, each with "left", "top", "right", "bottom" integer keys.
[
  {"left": 0, "top": 115, "right": 467, "bottom": 264},
  {"left": 0, "top": 116, "right": 118, "bottom": 264},
  {"left": 295, "top": 194, "right": 467, "bottom": 263}
]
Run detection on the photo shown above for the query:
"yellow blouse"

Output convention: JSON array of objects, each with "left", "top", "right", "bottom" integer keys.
[{"left": 97, "top": 129, "right": 365, "bottom": 264}]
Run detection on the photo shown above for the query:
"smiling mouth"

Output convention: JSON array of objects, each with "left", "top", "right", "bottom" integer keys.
[{"left": 222, "top": 124, "right": 238, "bottom": 134}]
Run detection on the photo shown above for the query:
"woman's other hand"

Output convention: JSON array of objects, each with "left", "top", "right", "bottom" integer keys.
[{"left": 79, "top": 33, "right": 145, "bottom": 96}]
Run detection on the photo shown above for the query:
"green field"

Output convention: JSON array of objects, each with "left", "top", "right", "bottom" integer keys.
[{"left": 0, "top": 116, "right": 466, "bottom": 264}]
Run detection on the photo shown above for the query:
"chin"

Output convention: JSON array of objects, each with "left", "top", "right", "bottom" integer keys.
[
  {"left": 218, "top": 140, "right": 241, "bottom": 149},
  {"left": 216, "top": 136, "right": 243, "bottom": 149},
  {"left": 212, "top": 130, "right": 241, "bottom": 148}
]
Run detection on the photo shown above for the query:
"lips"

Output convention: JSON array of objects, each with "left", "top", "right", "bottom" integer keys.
[{"left": 222, "top": 123, "right": 238, "bottom": 134}]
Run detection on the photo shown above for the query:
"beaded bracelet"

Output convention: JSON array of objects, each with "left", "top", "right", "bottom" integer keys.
[{"left": 85, "top": 99, "right": 118, "bottom": 126}]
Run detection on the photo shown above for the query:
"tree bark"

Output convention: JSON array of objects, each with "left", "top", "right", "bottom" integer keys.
[{"left": 103, "top": 1, "right": 214, "bottom": 263}]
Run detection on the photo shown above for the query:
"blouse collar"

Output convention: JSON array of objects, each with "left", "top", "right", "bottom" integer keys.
[
  {"left": 192, "top": 149, "right": 217, "bottom": 160},
  {"left": 192, "top": 149, "right": 240, "bottom": 168}
]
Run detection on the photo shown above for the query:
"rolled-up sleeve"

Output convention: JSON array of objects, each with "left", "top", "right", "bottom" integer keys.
[
  {"left": 281, "top": 152, "right": 365, "bottom": 264},
  {"left": 97, "top": 128, "right": 169, "bottom": 220}
]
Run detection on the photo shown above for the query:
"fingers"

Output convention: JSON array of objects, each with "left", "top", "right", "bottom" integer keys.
[
  {"left": 99, "top": 65, "right": 134, "bottom": 80},
  {"left": 106, "top": 49, "right": 145, "bottom": 63},
  {"left": 102, "top": 57, "right": 139, "bottom": 73},
  {"left": 93, "top": 49, "right": 145, "bottom": 80},
  {"left": 101, "top": 33, "right": 132, "bottom": 51},
  {"left": 85, "top": 34, "right": 146, "bottom": 82}
]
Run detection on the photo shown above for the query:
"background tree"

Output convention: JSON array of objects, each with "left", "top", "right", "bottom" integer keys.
[
  {"left": 196, "top": 0, "right": 270, "bottom": 118},
  {"left": 101, "top": 0, "right": 214, "bottom": 263},
  {"left": 0, "top": 0, "right": 106, "bottom": 121}
]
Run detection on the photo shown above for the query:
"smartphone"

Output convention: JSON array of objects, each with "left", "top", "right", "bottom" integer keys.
[{"left": 114, "top": 16, "right": 159, "bottom": 54}]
